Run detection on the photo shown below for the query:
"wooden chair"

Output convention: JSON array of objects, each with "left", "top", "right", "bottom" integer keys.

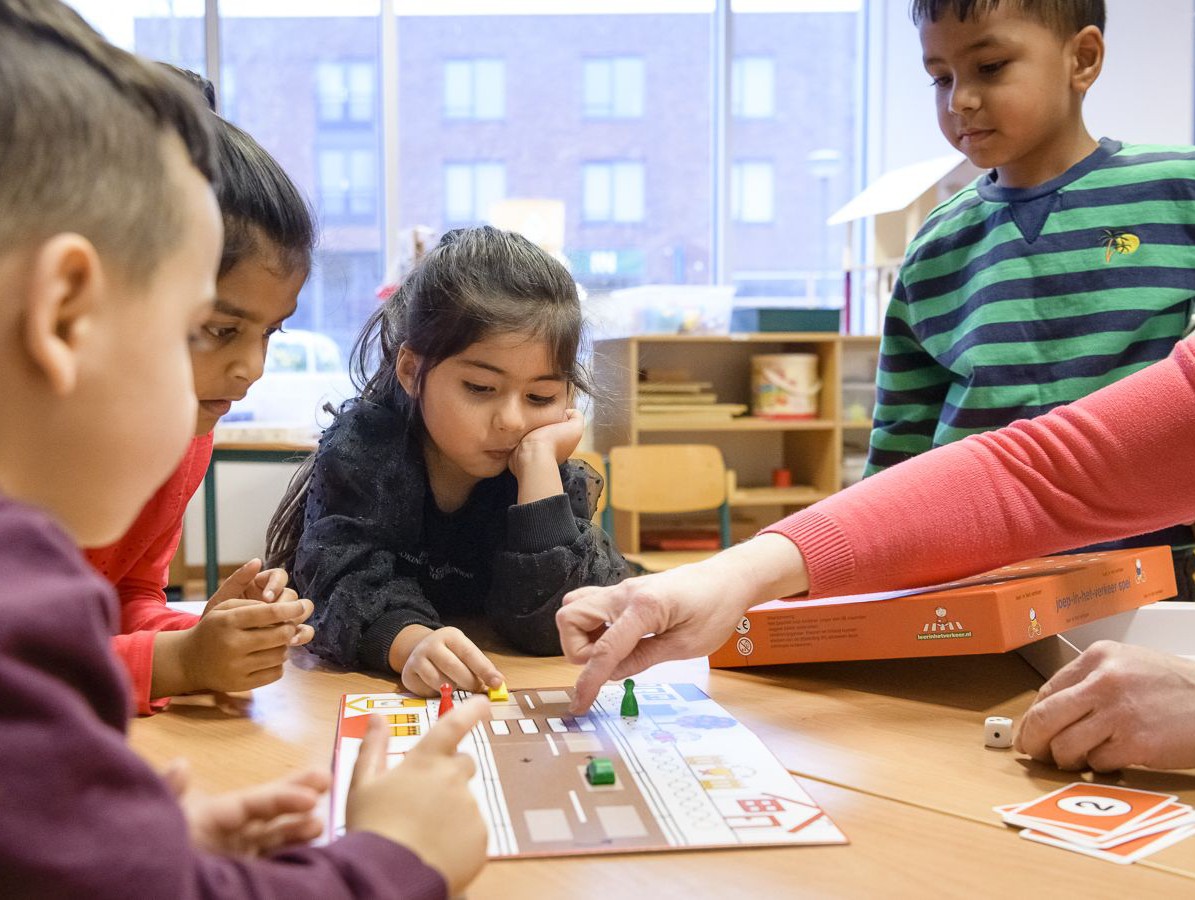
[
  {"left": 607, "top": 444, "right": 731, "bottom": 572},
  {"left": 569, "top": 450, "right": 608, "bottom": 527}
]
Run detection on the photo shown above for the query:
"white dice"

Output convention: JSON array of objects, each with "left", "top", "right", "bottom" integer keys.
[{"left": 984, "top": 716, "right": 1014, "bottom": 749}]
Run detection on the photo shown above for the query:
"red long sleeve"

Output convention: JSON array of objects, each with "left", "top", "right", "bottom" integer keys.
[
  {"left": 85, "top": 433, "right": 213, "bottom": 714},
  {"left": 765, "top": 336, "right": 1195, "bottom": 597}
]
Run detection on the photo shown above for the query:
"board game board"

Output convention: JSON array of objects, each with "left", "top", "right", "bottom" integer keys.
[{"left": 331, "top": 682, "right": 845, "bottom": 859}]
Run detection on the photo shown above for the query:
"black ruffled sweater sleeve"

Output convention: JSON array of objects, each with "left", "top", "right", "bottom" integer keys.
[
  {"left": 294, "top": 401, "right": 440, "bottom": 673},
  {"left": 486, "top": 459, "right": 629, "bottom": 655}
]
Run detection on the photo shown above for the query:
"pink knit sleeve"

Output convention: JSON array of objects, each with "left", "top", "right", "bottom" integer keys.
[{"left": 764, "top": 338, "right": 1195, "bottom": 598}]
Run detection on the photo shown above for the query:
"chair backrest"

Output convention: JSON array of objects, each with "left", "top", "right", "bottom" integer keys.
[
  {"left": 569, "top": 450, "right": 608, "bottom": 519},
  {"left": 608, "top": 444, "right": 726, "bottom": 514}
]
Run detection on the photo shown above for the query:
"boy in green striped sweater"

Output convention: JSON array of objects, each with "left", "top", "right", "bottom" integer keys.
[{"left": 868, "top": 0, "right": 1195, "bottom": 597}]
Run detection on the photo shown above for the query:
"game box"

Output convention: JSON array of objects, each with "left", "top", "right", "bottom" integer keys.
[{"left": 709, "top": 546, "right": 1177, "bottom": 668}]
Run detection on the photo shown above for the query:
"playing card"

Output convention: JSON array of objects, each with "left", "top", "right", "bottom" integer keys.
[
  {"left": 1020, "top": 823, "right": 1195, "bottom": 864},
  {"left": 1001, "top": 783, "right": 1176, "bottom": 840},
  {"left": 1096, "top": 811, "right": 1195, "bottom": 849},
  {"left": 1014, "top": 807, "right": 1194, "bottom": 849}
]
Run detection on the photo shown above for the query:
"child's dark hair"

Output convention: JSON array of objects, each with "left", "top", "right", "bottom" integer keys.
[
  {"left": 212, "top": 117, "right": 315, "bottom": 278},
  {"left": 0, "top": 0, "right": 217, "bottom": 284},
  {"left": 266, "top": 226, "right": 590, "bottom": 570},
  {"left": 909, "top": 0, "right": 1105, "bottom": 35},
  {"left": 158, "top": 62, "right": 217, "bottom": 111}
]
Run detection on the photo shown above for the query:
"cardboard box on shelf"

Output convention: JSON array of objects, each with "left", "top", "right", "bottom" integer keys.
[{"left": 709, "top": 546, "right": 1177, "bottom": 668}]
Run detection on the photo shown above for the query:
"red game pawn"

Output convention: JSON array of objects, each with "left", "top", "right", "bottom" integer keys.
[{"left": 439, "top": 682, "right": 454, "bottom": 715}]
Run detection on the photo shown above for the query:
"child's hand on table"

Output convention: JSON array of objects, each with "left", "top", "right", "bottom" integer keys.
[
  {"left": 346, "top": 697, "right": 491, "bottom": 895},
  {"left": 396, "top": 624, "right": 504, "bottom": 696},
  {"left": 155, "top": 594, "right": 315, "bottom": 697},
  {"left": 160, "top": 757, "right": 329, "bottom": 857}
]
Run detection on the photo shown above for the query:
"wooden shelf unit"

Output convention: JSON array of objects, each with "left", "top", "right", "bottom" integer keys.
[{"left": 593, "top": 332, "right": 881, "bottom": 552}]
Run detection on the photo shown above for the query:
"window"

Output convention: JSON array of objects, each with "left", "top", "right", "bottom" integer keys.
[
  {"left": 732, "top": 57, "right": 775, "bottom": 119},
  {"left": 298, "top": 251, "right": 383, "bottom": 359},
  {"left": 583, "top": 57, "right": 644, "bottom": 118},
  {"left": 444, "top": 59, "right": 505, "bottom": 119},
  {"left": 74, "top": 1, "right": 203, "bottom": 72},
  {"left": 731, "top": 161, "right": 775, "bottom": 223},
  {"left": 113, "top": 2, "right": 862, "bottom": 423},
  {"left": 316, "top": 61, "right": 376, "bottom": 123},
  {"left": 220, "top": 64, "right": 238, "bottom": 120},
  {"left": 444, "top": 162, "right": 507, "bottom": 223},
  {"left": 582, "top": 162, "right": 645, "bottom": 223},
  {"left": 318, "top": 147, "right": 378, "bottom": 221}
]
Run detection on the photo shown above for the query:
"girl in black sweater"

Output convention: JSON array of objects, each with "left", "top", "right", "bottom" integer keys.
[{"left": 268, "top": 226, "right": 627, "bottom": 694}]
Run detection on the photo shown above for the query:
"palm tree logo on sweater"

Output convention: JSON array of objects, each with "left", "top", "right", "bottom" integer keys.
[{"left": 1100, "top": 229, "right": 1141, "bottom": 262}]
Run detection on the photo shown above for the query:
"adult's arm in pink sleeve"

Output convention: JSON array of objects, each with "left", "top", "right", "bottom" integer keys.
[{"left": 765, "top": 338, "right": 1195, "bottom": 598}]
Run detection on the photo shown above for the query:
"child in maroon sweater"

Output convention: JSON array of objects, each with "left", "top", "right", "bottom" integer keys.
[{"left": 0, "top": 2, "right": 488, "bottom": 895}]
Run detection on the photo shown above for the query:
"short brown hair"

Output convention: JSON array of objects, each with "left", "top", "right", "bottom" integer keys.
[
  {"left": 909, "top": 0, "right": 1105, "bottom": 37},
  {"left": 0, "top": 0, "right": 217, "bottom": 283}
]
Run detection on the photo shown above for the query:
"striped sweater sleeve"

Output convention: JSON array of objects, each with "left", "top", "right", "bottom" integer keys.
[{"left": 864, "top": 276, "right": 952, "bottom": 476}]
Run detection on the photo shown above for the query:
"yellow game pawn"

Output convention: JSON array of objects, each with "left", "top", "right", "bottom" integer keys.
[{"left": 488, "top": 682, "right": 509, "bottom": 702}]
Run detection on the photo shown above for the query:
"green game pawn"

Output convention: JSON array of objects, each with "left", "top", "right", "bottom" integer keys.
[
  {"left": 621, "top": 678, "right": 638, "bottom": 717},
  {"left": 586, "top": 757, "right": 615, "bottom": 786}
]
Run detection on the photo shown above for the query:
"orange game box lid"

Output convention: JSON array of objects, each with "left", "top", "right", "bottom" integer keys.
[{"left": 710, "top": 546, "right": 1178, "bottom": 668}]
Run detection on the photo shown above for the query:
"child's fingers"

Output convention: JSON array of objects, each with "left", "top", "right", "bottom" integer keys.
[
  {"left": 257, "top": 811, "right": 325, "bottom": 853},
  {"left": 273, "top": 587, "right": 299, "bottom": 606},
  {"left": 223, "top": 598, "right": 311, "bottom": 629},
  {"left": 407, "top": 658, "right": 451, "bottom": 696},
  {"left": 211, "top": 559, "right": 264, "bottom": 601},
  {"left": 207, "top": 596, "right": 268, "bottom": 615},
  {"left": 350, "top": 714, "right": 390, "bottom": 791},
  {"left": 239, "top": 663, "right": 286, "bottom": 690},
  {"left": 442, "top": 635, "right": 503, "bottom": 691},
  {"left": 290, "top": 623, "right": 315, "bottom": 647},
  {"left": 283, "top": 768, "right": 332, "bottom": 794},
  {"left": 237, "top": 780, "right": 324, "bottom": 822},
  {"left": 252, "top": 567, "right": 289, "bottom": 602},
  {"left": 210, "top": 690, "right": 254, "bottom": 716},
  {"left": 411, "top": 696, "right": 490, "bottom": 759},
  {"left": 424, "top": 645, "right": 485, "bottom": 693},
  {"left": 159, "top": 757, "right": 190, "bottom": 798}
]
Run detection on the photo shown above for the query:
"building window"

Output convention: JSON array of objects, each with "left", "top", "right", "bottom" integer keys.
[
  {"left": 731, "top": 161, "right": 774, "bottom": 223},
  {"left": 732, "top": 56, "right": 775, "bottom": 119},
  {"left": 582, "top": 161, "right": 645, "bottom": 223},
  {"left": 444, "top": 162, "right": 507, "bottom": 223},
  {"left": 582, "top": 57, "right": 644, "bottom": 118},
  {"left": 318, "top": 147, "right": 378, "bottom": 221},
  {"left": 316, "top": 61, "right": 376, "bottom": 123},
  {"left": 444, "top": 59, "right": 505, "bottom": 120},
  {"left": 219, "top": 64, "right": 238, "bottom": 120}
]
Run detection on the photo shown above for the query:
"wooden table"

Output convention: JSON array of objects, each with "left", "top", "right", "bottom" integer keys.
[{"left": 129, "top": 648, "right": 1195, "bottom": 896}]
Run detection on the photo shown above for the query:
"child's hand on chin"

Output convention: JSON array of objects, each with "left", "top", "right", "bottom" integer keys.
[
  {"left": 401, "top": 625, "right": 504, "bottom": 696},
  {"left": 509, "top": 408, "right": 584, "bottom": 473},
  {"left": 160, "top": 758, "right": 330, "bottom": 857}
]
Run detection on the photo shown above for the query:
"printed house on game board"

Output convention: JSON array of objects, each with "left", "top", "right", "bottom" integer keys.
[{"left": 709, "top": 547, "right": 1177, "bottom": 668}]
